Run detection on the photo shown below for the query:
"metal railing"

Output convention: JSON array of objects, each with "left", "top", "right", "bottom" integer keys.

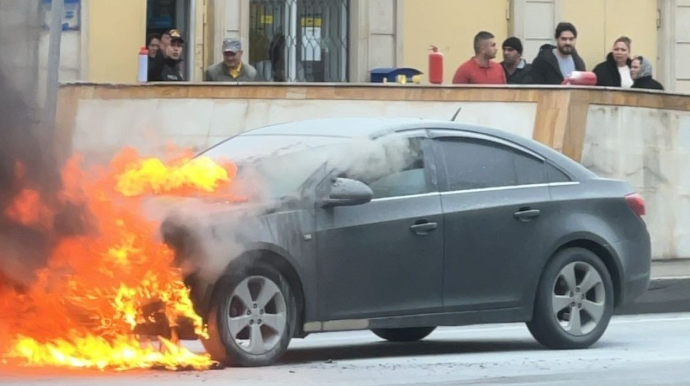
[{"left": 249, "top": 0, "right": 349, "bottom": 82}]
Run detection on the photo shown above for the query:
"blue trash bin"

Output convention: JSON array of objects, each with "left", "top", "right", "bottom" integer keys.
[{"left": 370, "top": 67, "right": 423, "bottom": 83}]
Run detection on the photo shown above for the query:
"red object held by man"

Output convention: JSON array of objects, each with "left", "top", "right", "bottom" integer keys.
[{"left": 562, "top": 71, "right": 597, "bottom": 86}]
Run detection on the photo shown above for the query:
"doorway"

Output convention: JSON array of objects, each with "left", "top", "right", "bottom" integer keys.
[
  {"left": 249, "top": 0, "right": 349, "bottom": 82},
  {"left": 146, "top": 0, "right": 195, "bottom": 79}
]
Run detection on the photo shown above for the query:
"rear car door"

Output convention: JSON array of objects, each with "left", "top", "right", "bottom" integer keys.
[
  {"left": 431, "top": 130, "right": 552, "bottom": 312},
  {"left": 315, "top": 131, "right": 444, "bottom": 321}
]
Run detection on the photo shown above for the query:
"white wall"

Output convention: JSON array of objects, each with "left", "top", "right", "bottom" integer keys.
[
  {"left": 581, "top": 105, "right": 690, "bottom": 259},
  {"left": 72, "top": 98, "right": 537, "bottom": 164}
]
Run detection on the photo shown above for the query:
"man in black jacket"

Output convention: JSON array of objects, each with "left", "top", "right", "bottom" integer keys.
[
  {"left": 527, "top": 22, "right": 586, "bottom": 85},
  {"left": 501, "top": 37, "right": 531, "bottom": 84},
  {"left": 149, "top": 29, "right": 185, "bottom": 82}
]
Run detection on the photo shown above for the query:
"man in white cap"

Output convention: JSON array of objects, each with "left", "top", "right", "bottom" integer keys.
[{"left": 204, "top": 38, "right": 259, "bottom": 82}]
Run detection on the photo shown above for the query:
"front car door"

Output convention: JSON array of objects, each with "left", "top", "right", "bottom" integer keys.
[
  {"left": 315, "top": 131, "right": 445, "bottom": 321},
  {"left": 431, "top": 130, "right": 552, "bottom": 313}
]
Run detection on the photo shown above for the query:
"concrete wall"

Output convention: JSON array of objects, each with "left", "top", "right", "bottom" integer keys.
[
  {"left": 56, "top": 83, "right": 690, "bottom": 261},
  {"left": 70, "top": 98, "right": 537, "bottom": 164},
  {"left": 582, "top": 105, "right": 690, "bottom": 259}
]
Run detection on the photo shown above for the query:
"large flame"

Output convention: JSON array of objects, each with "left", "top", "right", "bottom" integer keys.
[{"left": 0, "top": 148, "right": 237, "bottom": 371}]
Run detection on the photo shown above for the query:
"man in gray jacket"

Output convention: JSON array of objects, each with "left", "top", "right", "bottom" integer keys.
[{"left": 204, "top": 38, "right": 259, "bottom": 82}]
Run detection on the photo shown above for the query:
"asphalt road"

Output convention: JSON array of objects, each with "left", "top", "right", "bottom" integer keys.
[{"left": 1, "top": 313, "right": 689, "bottom": 386}]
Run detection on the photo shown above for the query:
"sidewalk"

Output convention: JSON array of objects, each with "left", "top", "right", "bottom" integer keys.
[
  {"left": 617, "top": 259, "right": 690, "bottom": 315},
  {"left": 651, "top": 259, "right": 690, "bottom": 279}
]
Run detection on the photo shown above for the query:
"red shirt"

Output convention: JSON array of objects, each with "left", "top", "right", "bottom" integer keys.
[{"left": 452, "top": 57, "right": 507, "bottom": 85}]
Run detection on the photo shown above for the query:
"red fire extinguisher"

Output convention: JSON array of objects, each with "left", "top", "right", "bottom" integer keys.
[{"left": 429, "top": 45, "right": 444, "bottom": 84}]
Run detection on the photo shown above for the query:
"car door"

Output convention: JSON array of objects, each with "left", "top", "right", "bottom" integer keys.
[
  {"left": 430, "top": 130, "right": 552, "bottom": 312},
  {"left": 315, "top": 131, "right": 444, "bottom": 321}
]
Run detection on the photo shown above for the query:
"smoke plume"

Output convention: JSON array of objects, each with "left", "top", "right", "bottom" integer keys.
[{"left": 0, "top": 59, "right": 88, "bottom": 289}]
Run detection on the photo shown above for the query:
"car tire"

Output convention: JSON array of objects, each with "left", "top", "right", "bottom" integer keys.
[
  {"left": 201, "top": 262, "right": 297, "bottom": 367},
  {"left": 527, "top": 247, "right": 614, "bottom": 350},
  {"left": 371, "top": 327, "right": 436, "bottom": 342}
]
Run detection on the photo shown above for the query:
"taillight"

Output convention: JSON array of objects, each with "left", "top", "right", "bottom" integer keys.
[{"left": 625, "top": 193, "right": 646, "bottom": 217}]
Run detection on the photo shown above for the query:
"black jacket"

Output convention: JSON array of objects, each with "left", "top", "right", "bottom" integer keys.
[
  {"left": 526, "top": 44, "right": 586, "bottom": 85},
  {"left": 148, "top": 51, "right": 185, "bottom": 82},
  {"left": 159, "top": 58, "right": 184, "bottom": 81},
  {"left": 632, "top": 76, "right": 664, "bottom": 91},
  {"left": 502, "top": 59, "right": 532, "bottom": 84},
  {"left": 592, "top": 53, "right": 632, "bottom": 87}
]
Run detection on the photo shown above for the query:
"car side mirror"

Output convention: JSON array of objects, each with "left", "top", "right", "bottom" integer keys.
[{"left": 322, "top": 178, "right": 374, "bottom": 208}]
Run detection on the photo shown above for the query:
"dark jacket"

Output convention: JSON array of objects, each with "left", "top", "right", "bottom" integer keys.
[
  {"left": 526, "top": 44, "right": 586, "bottom": 85},
  {"left": 150, "top": 57, "right": 184, "bottom": 82},
  {"left": 502, "top": 59, "right": 532, "bottom": 84},
  {"left": 592, "top": 53, "right": 632, "bottom": 87},
  {"left": 148, "top": 51, "right": 184, "bottom": 82},
  {"left": 160, "top": 58, "right": 185, "bottom": 81},
  {"left": 632, "top": 76, "right": 664, "bottom": 91}
]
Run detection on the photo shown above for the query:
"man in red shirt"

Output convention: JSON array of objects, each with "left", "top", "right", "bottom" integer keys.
[{"left": 453, "top": 31, "right": 507, "bottom": 85}]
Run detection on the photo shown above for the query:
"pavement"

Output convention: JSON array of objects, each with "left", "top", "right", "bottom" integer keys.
[
  {"left": 1, "top": 313, "right": 688, "bottom": 386},
  {"left": 617, "top": 259, "right": 690, "bottom": 315}
]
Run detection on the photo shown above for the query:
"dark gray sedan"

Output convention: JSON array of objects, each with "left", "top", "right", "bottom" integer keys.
[{"left": 161, "top": 117, "right": 651, "bottom": 367}]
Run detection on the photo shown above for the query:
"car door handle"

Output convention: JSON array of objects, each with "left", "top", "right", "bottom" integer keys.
[
  {"left": 410, "top": 222, "right": 438, "bottom": 235},
  {"left": 514, "top": 208, "right": 541, "bottom": 222}
]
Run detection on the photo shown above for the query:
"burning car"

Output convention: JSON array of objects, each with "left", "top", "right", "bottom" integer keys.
[{"left": 161, "top": 117, "right": 651, "bottom": 367}]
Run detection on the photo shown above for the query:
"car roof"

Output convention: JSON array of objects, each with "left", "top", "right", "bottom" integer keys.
[
  {"left": 239, "top": 117, "right": 425, "bottom": 138},
  {"left": 238, "top": 117, "right": 596, "bottom": 180}
]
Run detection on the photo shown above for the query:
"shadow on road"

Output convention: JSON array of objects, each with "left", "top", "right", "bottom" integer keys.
[{"left": 279, "top": 339, "right": 545, "bottom": 364}]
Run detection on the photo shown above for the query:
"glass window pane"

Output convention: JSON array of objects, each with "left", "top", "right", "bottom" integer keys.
[{"left": 249, "top": 0, "right": 349, "bottom": 82}]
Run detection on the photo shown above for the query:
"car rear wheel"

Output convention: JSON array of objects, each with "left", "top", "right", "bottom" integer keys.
[
  {"left": 371, "top": 327, "right": 436, "bottom": 342},
  {"left": 201, "top": 263, "right": 296, "bottom": 367},
  {"left": 527, "top": 247, "right": 614, "bottom": 350}
]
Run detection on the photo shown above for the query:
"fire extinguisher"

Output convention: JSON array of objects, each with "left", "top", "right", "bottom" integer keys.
[{"left": 429, "top": 45, "right": 444, "bottom": 84}]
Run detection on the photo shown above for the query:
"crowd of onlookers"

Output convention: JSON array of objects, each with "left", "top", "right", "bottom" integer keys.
[
  {"left": 145, "top": 29, "right": 259, "bottom": 82},
  {"left": 144, "top": 22, "right": 663, "bottom": 91},
  {"left": 453, "top": 22, "right": 664, "bottom": 90}
]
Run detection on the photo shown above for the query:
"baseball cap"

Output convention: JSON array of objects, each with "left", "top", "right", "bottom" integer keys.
[
  {"left": 223, "top": 38, "right": 242, "bottom": 53},
  {"left": 168, "top": 29, "right": 185, "bottom": 43}
]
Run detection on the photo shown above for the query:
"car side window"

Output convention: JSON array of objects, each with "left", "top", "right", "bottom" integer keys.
[
  {"left": 437, "top": 137, "right": 546, "bottom": 191},
  {"left": 546, "top": 162, "right": 572, "bottom": 183},
  {"left": 342, "top": 137, "right": 432, "bottom": 199}
]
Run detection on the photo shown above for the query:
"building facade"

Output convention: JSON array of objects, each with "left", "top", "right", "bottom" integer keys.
[{"left": 53, "top": 0, "right": 690, "bottom": 92}]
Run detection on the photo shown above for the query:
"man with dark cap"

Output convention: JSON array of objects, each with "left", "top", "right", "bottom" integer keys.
[
  {"left": 501, "top": 37, "right": 531, "bottom": 84},
  {"left": 149, "top": 29, "right": 185, "bottom": 82},
  {"left": 204, "top": 38, "right": 259, "bottom": 82}
]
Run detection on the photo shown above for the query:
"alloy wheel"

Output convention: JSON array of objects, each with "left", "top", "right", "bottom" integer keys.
[
  {"left": 551, "top": 262, "right": 606, "bottom": 336},
  {"left": 227, "top": 275, "right": 287, "bottom": 354}
]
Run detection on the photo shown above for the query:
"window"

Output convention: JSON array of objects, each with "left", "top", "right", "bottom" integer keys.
[
  {"left": 546, "top": 162, "right": 572, "bottom": 183},
  {"left": 342, "top": 138, "right": 432, "bottom": 199},
  {"left": 249, "top": 0, "right": 349, "bottom": 82},
  {"left": 437, "top": 137, "right": 546, "bottom": 191}
]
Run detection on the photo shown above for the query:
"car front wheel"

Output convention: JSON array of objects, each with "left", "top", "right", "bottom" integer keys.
[
  {"left": 201, "top": 263, "right": 296, "bottom": 367},
  {"left": 527, "top": 247, "right": 614, "bottom": 350}
]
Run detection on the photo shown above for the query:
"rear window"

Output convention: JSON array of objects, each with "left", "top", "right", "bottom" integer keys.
[
  {"left": 546, "top": 162, "right": 572, "bottom": 183},
  {"left": 437, "top": 137, "right": 547, "bottom": 191}
]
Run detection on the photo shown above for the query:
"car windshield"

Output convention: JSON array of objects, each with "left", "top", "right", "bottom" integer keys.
[{"left": 198, "top": 134, "right": 348, "bottom": 198}]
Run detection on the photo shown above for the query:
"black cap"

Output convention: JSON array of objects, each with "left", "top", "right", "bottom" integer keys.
[
  {"left": 502, "top": 37, "right": 523, "bottom": 55},
  {"left": 167, "top": 29, "right": 184, "bottom": 43}
]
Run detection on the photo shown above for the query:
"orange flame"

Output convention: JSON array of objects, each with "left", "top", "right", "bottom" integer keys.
[{"left": 0, "top": 147, "right": 237, "bottom": 371}]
